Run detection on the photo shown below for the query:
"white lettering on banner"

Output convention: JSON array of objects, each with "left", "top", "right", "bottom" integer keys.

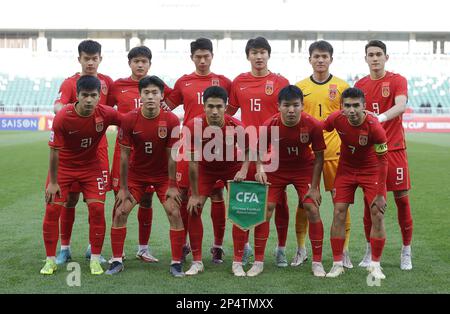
[
  {"left": 1, "top": 118, "right": 38, "bottom": 129},
  {"left": 236, "top": 192, "right": 259, "bottom": 203}
]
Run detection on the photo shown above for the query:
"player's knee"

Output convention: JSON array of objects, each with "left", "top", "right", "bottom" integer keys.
[
  {"left": 45, "top": 204, "right": 62, "bottom": 221},
  {"left": 88, "top": 202, "right": 105, "bottom": 225},
  {"left": 210, "top": 189, "right": 224, "bottom": 202}
]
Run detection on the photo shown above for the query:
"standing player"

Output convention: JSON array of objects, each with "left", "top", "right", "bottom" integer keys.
[
  {"left": 295, "top": 41, "right": 353, "bottom": 268},
  {"left": 106, "top": 76, "right": 185, "bottom": 277},
  {"left": 184, "top": 86, "right": 250, "bottom": 276},
  {"left": 355, "top": 40, "right": 413, "bottom": 270},
  {"left": 225, "top": 37, "right": 290, "bottom": 267},
  {"left": 165, "top": 38, "right": 232, "bottom": 265},
  {"left": 252, "top": 85, "right": 326, "bottom": 277},
  {"left": 107, "top": 46, "right": 171, "bottom": 263},
  {"left": 41, "top": 76, "right": 122, "bottom": 275},
  {"left": 323, "top": 87, "right": 388, "bottom": 280},
  {"left": 54, "top": 40, "right": 113, "bottom": 265}
]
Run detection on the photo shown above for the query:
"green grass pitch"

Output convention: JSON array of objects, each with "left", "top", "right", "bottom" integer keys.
[{"left": 0, "top": 131, "right": 449, "bottom": 293}]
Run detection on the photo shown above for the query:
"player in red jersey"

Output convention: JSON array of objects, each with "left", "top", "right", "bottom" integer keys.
[
  {"left": 54, "top": 40, "right": 113, "bottom": 265},
  {"left": 105, "top": 76, "right": 185, "bottom": 277},
  {"left": 107, "top": 46, "right": 173, "bottom": 263},
  {"left": 165, "top": 38, "right": 232, "bottom": 264},
  {"left": 41, "top": 76, "right": 122, "bottom": 275},
  {"left": 250, "top": 85, "right": 326, "bottom": 277},
  {"left": 183, "top": 86, "right": 250, "bottom": 276},
  {"left": 225, "top": 37, "right": 290, "bottom": 267},
  {"left": 322, "top": 87, "right": 388, "bottom": 280},
  {"left": 355, "top": 40, "right": 413, "bottom": 270}
]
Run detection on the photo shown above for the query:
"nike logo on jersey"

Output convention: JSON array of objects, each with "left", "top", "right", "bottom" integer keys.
[
  {"left": 304, "top": 93, "right": 312, "bottom": 97},
  {"left": 395, "top": 181, "right": 403, "bottom": 185},
  {"left": 69, "top": 130, "right": 80, "bottom": 134},
  {"left": 121, "top": 90, "right": 128, "bottom": 93},
  {"left": 240, "top": 86, "right": 248, "bottom": 90},
  {"left": 133, "top": 130, "right": 143, "bottom": 135},
  {"left": 185, "top": 83, "right": 192, "bottom": 86},
  {"left": 99, "top": 192, "right": 105, "bottom": 196}
]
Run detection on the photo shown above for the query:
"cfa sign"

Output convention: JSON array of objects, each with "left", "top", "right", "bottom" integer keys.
[{"left": 236, "top": 192, "right": 259, "bottom": 203}]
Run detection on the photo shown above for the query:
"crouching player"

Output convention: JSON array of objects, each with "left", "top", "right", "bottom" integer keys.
[
  {"left": 252, "top": 85, "right": 326, "bottom": 277},
  {"left": 324, "top": 87, "right": 388, "bottom": 280},
  {"left": 106, "top": 76, "right": 186, "bottom": 277},
  {"left": 41, "top": 75, "right": 122, "bottom": 275}
]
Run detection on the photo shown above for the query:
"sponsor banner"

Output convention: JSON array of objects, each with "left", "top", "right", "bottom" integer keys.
[
  {"left": 227, "top": 180, "right": 268, "bottom": 230},
  {"left": 0, "top": 115, "right": 54, "bottom": 131},
  {"left": 403, "top": 114, "right": 450, "bottom": 133}
]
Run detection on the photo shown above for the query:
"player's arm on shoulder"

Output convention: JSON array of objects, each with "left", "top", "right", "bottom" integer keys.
[
  {"left": 54, "top": 80, "right": 73, "bottom": 114},
  {"left": 378, "top": 95, "right": 407, "bottom": 123}
]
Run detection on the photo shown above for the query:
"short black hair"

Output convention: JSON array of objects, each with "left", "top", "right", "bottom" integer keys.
[
  {"left": 365, "top": 40, "right": 387, "bottom": 55},
  {"left": 278, "top": 85, "right": 303, "bottom": 104},
  {"left": 245, "top": 37, "right": 271, "bottom": 57},
  {"left": 190, "top": 38, "right": 213, "bottom": 55},
  {"left": 341, "top": 87, "right": 365, "bottom": 103},
  {"left": 202, "top": 86, "right": 228, "bottom": 105},
  {"left": 139, "top": 75, "right": 165, "bottom": 94},
  {"left": 309, "top": 40, "right": 334, "bottom": 57},
  {"left": 128, "top": 46, "right": 152, "bottom": 62},
  {"left": 76, "top": 75, "right": 101, "bottom": 94},
  {"left": 78, "top": 40, "right": 102, "bottom": 56}
]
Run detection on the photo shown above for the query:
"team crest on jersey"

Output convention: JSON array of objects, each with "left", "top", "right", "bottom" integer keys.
[
  {"left": 158, "top": 121, "right": 168, "bottom": 139},
  {"left": 95, "top": 116, "right": 104, "bottom": 132},
  {"left": 382, "top": 82, "right": 390, "bottom": 97},
  {"left": 100, "top": 80, "right": 108, "bottom": 95},
  {"left": 359, "top": 132, "right": 368, "bottom": 146},
  {"left": 265, "top": 81, "right": 274, "bottom": 95},
  {"left": 212, "top": 79, "right": 220, "bottom": 86},
  {"left": 329, "top": 84, "right": 338, "bottom": 100},
  {"left": 300, "top": 128, "right": 309, "bottom": 143}
]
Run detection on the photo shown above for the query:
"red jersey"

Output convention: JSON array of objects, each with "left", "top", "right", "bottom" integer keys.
[
  {"left": 107, "top": 77, "right": 174, "bottom": 114},
  {"left": 229, "top": 72, "right": 289, "bottom": 127},
  {"left": 354, "top": 71, "right": 408, "bottom": 151},
  {"left": 166, "top": 72, "right": 231, "bottom": 124},
  {"left": 119, "top": 109, "right": 180, "bottom": 179},
  {"left": 49, "top": 104, "right": 122, "bottom": 168},
  {"left": 263, "top": 112, "right": 326, "bottom": 171},
  {"left": 55, "top": 73, "right": 113, "bottom": 107},
  {"left": 323, "top": 111, "right": 387, "bottom": 169},
  {"left": 184, "top": 114, "right": 247, "bottom": 171}
]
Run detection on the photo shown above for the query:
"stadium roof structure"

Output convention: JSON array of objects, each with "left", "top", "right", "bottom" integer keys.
[{"left": 1, "top": 0, "right": 450, "bottom": 36}]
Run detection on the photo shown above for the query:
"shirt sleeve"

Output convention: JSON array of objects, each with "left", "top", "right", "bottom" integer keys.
[
  {"left": 55, "top": 79, "right": 74, "bottom": 105},
  {"left": 106, "top": 84, "right": 117, "bottom": 107},
  {"left": 322, "top": 111, "right": 336, "bottom": 132},
  {"left": 106, "top": 106, "right": 123, "bottom": 127},
  {"left": 166, "top": 113, "right": 181, "bottom": 148},
  {"left": 48, "top": 111, "right": 65, "bottom": 149},
  {"left": 228, "top": 80, "right": 240, "bottom": 109},
  {"left": 118, "top": 114, "right": 132, "bottom": 148},
  {"left": 165, "top": 78, "right": 183, "bottom": 109},
  {"left": 394, "top": 75, "right": 408, "bottom": 98},
  {"left": 372, "top": 120, "right": 388, "bottom": 153},
  {"left": 311, "top": 121, "right": 326, "bottom": 152}
]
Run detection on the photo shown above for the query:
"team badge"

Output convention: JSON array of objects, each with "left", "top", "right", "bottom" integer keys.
[
  {"left": 100, "top": 80, "right": 108, "bottom": 95},
  {"left": 359, "top": 132, "right": 368, "bottom": 146},
  {"left": 212, "top": 79, "right": 220, "bottom": 86},
  {"left": 382, "top": 82, "right": 390, "bottom": 97},
  {"left": 300, "top": 128, "right": 309, "bottom": 143},
  {"left": 95, "top": 116, "right": 104, "bottom": 132},
  {"left": 158, "top": 121, "right": 167, "bottom": 139},
  {"left": 328, "top": 84, "right": 338, "bottom": 100},
  {"left": 265, "top": 81, "right": 274, "bottom": 95}
]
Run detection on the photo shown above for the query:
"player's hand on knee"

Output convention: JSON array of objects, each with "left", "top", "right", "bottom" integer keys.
[
  {"left": 371, "top": 195, "right": 387, "bottom": 214},
  {"left": 115, "top": 188, "right": 133, "bottom": 210},
  {"left": 45, "top": 183, "right": 61, "bottom": 204},
  {"left": 304, "top": 187, "right": 321, "bottom": 208},
  {"left": 166, "top": 187, "right": 182, "bottom": 206},
  {"left": 187, "top": 195, "right": 202, "bottom": 215}
]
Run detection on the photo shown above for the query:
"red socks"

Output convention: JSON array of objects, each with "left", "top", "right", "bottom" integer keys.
[
  {"left": 254, "top": 222, "right": 270, "bottom": 262},
  {"left": 363, "top": 197, "right": 372, "bottom": 242},
  {"left": 137, "top": 206, "right": 153, "bottom": 246},
  {"left": 274, "top": 192, "right": 289, "bottom": 248},
  {"left": 60, "top": 206, "right": 75, "bottom": 246},
  {"left": 170, "top": 229, "right": 186, "bottom": 263},
  {"left": 370, "top": 237, "right": 386, "bottom": 262},
  {"left": 88, "top": 202, "right": 105, "bottom": 255},
  {"left": 232, "top": 225, "right": 247, "bottom": 262},
  {"left": 179, "top": 200, "right": 189, "bottom": 238},
  {"left": 395, "top": 195, "right": 413, "bottom": 246},
  {"left": 43, "top": 203, "right": 63, "bottom": 257},
  {"left": 111, "top": 227, "right": 126, "bottom": 258},
  {"left": 330, "top": 237, "right": 345, "bottom": 262},
  {"left": 211, "top": 201, "right": 226, "bottom": 246},
  {"left": 188, "top": 208, "right": 203, "bottom": 261},
  {"left": 309, "top": 221, "right": 324, "bottom": 262}
]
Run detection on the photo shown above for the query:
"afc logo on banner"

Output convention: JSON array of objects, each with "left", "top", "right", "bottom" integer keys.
[{"left": 236, "top": 192, "right": 259, "bottom": 203}]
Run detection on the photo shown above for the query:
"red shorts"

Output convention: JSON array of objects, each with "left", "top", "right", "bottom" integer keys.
[
  {"left": 111, "top": 140, "right": 155, "bottom": 194},
  {"left": 46, "top": 165, "right": 106, "bottom": 203},
  {"left": 128, "top": 176, "right": 169, "bottom": 204},
  {"left": 177, "top": 159, "right": 224, "bottom": 191},
  {"left": 68, "top": 145, "right": 110, "bottom": 193},
  {"left": 333, "top": 165, "right": 386, "bottom": 204},
  {"left": 267, "top": 167, "right": 314, "bottom": 205},
  {"left": 386, "top": 149, "right": 411, "bottom": 191},
  {"left": 197, "top": 164, "right": 241, "bottom": 197}
]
